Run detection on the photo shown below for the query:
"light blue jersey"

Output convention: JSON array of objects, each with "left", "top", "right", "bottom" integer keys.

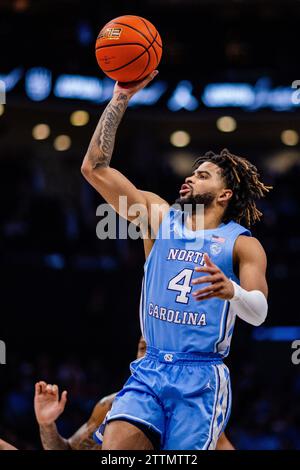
[
  {"left": 96, "top": 208, "right": 252, "bottom": 449},
  {"left": 140, "top": 208, "right": 251, "bottom": 356}
]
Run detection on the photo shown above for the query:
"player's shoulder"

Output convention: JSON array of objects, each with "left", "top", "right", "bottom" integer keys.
[{"left": 234, "top": 235, "right": 266, "bottom": 260}]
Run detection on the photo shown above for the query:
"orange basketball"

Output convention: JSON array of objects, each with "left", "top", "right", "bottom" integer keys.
[{"left": 95, "top": 15, "right": 162, "bottom": 83}]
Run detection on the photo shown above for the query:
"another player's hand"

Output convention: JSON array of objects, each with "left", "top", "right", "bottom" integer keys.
[
  {"left": 34, "top": 381, "right": 67, "bottom": 425},
  {"left": 192, "top": 253, "right": 234, "bottom": 301},
  {"left": 113, "top": 70, "right": 159, "bottom": 99}
]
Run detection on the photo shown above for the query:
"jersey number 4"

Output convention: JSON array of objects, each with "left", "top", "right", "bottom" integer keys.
[{"left": 167, "top": 269, "right": 193, "bottom": 304}]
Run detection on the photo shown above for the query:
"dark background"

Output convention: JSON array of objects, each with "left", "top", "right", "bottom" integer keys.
[{"left": 0, "top": 0, "right": 300, "bottom": 450}]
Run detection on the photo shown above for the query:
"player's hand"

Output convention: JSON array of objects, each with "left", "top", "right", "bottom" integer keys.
[
  {"left": 192, "top": 253, "right": 234, "bottom": 301},
  {"left": 113, "top": 70, "right": 159, "bottom": 99},
  {"left": 34, "top": 381, "right": 67, "bottom": 425}
]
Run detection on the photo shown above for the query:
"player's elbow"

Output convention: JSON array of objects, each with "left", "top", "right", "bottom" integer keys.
[
  {"left": 231, "top": 283, "right": 268, "bottom": 327},
  {"left": 81, "top": 155, "right": 109, "bottom": 180},
  {"left": 81, "top": 158, "right": 92, "bottom": 179},
  {"left": 249, "top": 292, "right": 268, "bottom": 326},
  {"left": 251, "top": 312, "right": 267, "bottom": 327}
]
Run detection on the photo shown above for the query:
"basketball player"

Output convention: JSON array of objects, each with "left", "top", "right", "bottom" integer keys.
[
  {"left": 0, "top": 337, "right": 233, "bottom": 450},
  {"left": 81, "top": 69, "right": 270, "bottom": 450}
]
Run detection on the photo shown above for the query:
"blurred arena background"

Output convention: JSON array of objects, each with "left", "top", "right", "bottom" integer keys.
[{"left": 0, "top": 0, "right": 300, "bottom": 450}]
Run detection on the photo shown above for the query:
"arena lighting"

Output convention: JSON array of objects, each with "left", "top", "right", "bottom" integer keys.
[
  {"left": 265, "top": 151, "right": 300, "bottom": 174},
  {"left": 168, "top": 81, "right": 198, "bottom": 111},
  {"left": 253, "top": 326, "right": 300, "bottom": 341},
  {"left": 44, "top": 254, "right": 65, "bottom": 270},
  {"left": 2, "top": 66, "right": 300, "bottom": 111},
  {"left": 54, "top": 74, "right": 103, "bottom": 102},
  {"left": 0, "top": 67, "right": 23, "bottom": 92},
  {"left": 203, "top": 83, "right": 254, "bottom": 107},
  {"left": 170, "top": 130, "right": 191, "bottom": 147},
  {"left": 128, "top": 81, "right": 167, "bottom": 106},
  {"left": 216, "top": 116, "right": 237, "bottom": 133},
  {"left": 281, "top": 129, "right": 299, "bottom": 146},
  {"left": 70, "top": 110, "right": 90, "bottom": 127},
  {"left": 203, "top": 77, "right": 298, "bottom": 111},
  {"left": 32, "top": 124, "right": 50, "bottom": 140},
  {"left": 54, "top": 135, "right": 71, "bottom": 151},
  {"left": 25, "top": 67, "right": 52, "bottom": 101},
  {"left": 168, "top": 151, "right": 195, "bottom": 177},
  {"left": 54, "top": 74, "right": 166, "bottom": 106}
]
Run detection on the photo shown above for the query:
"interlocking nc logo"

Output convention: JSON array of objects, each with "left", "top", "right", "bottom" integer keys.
[
  {"left": 99, "top": 28, "right": 122, "bottom": 40},
  {"left": 164, "top": 353, "right": 174, "bottom": 362}
]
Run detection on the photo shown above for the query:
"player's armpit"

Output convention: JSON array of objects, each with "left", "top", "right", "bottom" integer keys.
[
  {"left": 139, "top": 190, "right": 169, "bottom": 238},
  {"left": 81, "top": 166, "right": 169, "bottom": 235}
]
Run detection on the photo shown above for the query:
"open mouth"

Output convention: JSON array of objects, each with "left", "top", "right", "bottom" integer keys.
[{"left": 179, "top": 183, "right": 192, "bottom": 196}]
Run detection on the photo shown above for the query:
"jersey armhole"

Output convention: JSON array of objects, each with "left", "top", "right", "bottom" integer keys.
[{"left": 231, "top": 231, "right": 252, "bottom": 282}]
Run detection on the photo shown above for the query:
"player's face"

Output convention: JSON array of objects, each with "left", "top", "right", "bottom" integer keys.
[
  {"left": 136, "top": 337, "right": 146, "bottom": 359},
  {"left": 177, "top": 161, "right": 231, "bottom": 208}
]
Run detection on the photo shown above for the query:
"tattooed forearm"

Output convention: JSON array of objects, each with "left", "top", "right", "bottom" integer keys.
[
  {"left": 39, "top": 423, "right": 71, "bottom": 450},
  {"left": 86, "top": 93, "right": 129, "bottom": 170},
  {"left": 70, "top": 433, "right": 102, "bottom": 451}
]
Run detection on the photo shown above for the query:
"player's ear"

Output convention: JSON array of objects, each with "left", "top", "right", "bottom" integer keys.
[{"left": 218, "top": 189, "right": 233, "bottom": 204}]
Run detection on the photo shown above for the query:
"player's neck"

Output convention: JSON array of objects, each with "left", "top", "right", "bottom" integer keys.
[{"left": 187, "top": 208, "right": 224, "bottom": 231}]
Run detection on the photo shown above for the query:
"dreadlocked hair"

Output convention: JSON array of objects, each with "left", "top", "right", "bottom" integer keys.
[{"left": 193, "top": 148, "right": 272, "bottom": 227}]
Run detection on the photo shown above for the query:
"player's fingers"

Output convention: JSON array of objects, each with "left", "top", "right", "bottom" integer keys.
[
  {"left": 52, "top": 384, "right": 59, "bottom": 399},
  {"left": 204, "top": 253, "right": 215, "bottom": 267},
  {"left": 140, "top": 70, "right": 159, "bottom": 86},
  {"left": 46, "top": 384, "right": 54, "bottom": 394},
  {"left": 192, "top": 274, "right": 223, "bottom": 286},
  {"left": 40, "top": 381, "right": 47, "bottom": 393},
  {"left": 35, "top": 382, "right": 42, "bottom": 395},
  {"left": 146, "top": 69, "right": 159, "bottom": 81},
  {"left": 195, "top": 292, "right": 216, "bottom": 301},
  {"left": 194, "top": 266, "right": 218, "bottom": 274},
  {"left": 118, "top": 70, "right": 158, "bottom": 90},
  {"left": 60, "top": 391, "right": 68, "bottom": 409},
  {"left": 193, "top": 282, "right": 224, "bottom": 298}
]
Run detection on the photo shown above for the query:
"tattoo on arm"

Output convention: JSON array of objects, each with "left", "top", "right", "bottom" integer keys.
[
  {"left": 39, "top": 423, "right": 71, "bottom": 450},
  {"left": 87, "top": 93, "right": 129, "bottom": 170},
  {"left": 70, "top": 433, "right": 102, "bottom": 451}
]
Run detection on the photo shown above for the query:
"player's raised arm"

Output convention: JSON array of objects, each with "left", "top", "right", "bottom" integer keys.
[{"left": 81, "top": 71, "right": 169, "bottom": 231}]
